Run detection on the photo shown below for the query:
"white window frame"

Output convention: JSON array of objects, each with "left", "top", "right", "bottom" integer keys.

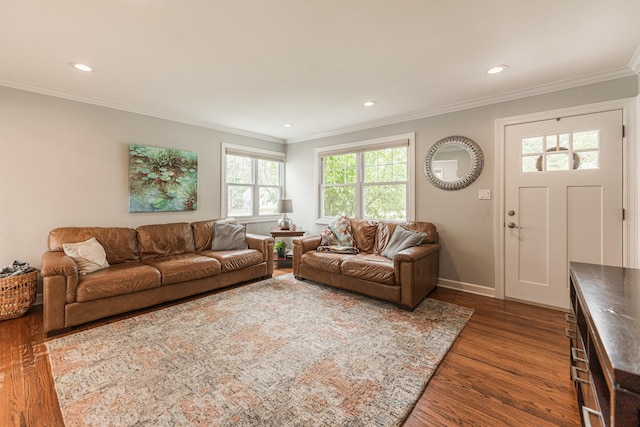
[
  {"left": 221, "top": 143, "right": 285, "bottom": 223},
  {"left": 314, "top": 133, "right": 415, "bottom": 224}
]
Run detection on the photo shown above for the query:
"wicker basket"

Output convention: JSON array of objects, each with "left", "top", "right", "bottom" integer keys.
[{"left": 0, "top": 269, "right": 38, "bottom": 321}]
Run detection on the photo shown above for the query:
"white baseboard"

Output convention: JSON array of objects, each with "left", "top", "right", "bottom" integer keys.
[{"left": 437, "top": 278, "right": 496, "bottom": 298}]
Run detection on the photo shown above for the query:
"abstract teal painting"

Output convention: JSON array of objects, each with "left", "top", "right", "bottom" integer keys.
[{"left": 128, "top": 144, "right": 198, "bottom": 212}]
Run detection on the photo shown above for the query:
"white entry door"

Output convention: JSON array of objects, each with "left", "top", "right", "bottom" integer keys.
[{"left": 505, "top": 110, "right": 623, "bottom": 309}]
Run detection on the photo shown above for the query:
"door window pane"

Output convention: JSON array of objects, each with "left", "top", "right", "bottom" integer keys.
[
  {"left": 522, "top": 137, "right": 543, "bottom": 154},
  {"left": 522, "top": 156, "right": 538, "bottom": 173},
  {"left": 577, "top": 151, "right": 599, "bottom": 170},
  {"left": 546, "top": 153, "right": 570, "bottom": 171},
  {"left": 573, "top": 131, "right": 599, "bottom": 150}
]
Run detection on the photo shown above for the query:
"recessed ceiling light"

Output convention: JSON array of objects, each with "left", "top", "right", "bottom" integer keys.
[
  {"left": 487, "top": 65, "right": 508, "bottom": 75},
  {"left": 69, "top": 62, "right": 94, "bottom": 72},
  {"left": 283, "top": 123, "right": 293, "bottom": 128},
  {"left": 363, "top": 101, "right": 377, "bottom": 107}
]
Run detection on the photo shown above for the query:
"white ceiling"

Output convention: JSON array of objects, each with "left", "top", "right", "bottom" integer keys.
[{"left": 2, "top": 1, "right": 639, "bottom": 143}]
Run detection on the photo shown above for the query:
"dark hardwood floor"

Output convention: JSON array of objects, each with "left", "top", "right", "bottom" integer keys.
[{"left": 1, "top": 268, "right": 579, "bottom": 426}]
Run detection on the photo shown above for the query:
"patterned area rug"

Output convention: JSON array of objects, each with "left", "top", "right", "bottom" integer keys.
[{"left": 46, "top": 274, "right": 473, "bottom": 426}]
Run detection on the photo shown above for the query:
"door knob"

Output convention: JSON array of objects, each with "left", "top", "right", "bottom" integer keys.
[
  {"left": 508, "top": 210, "right": 516, "bottom": 216},
  {"left": 507, "top": 222, "right": 520, "bottom": 229}
]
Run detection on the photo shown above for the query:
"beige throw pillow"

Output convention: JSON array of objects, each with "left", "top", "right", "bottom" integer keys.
[
  {"left": 381, "top": 225, "right": 427, "bottom": 259},
  {"left": 211, "top": 221, "right": 248, "bottom": 251},
  {"left": 63, "top": 237, "right": 110, "bottom": 274}
]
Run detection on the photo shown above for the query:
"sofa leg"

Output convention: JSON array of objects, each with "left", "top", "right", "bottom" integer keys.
[{"left": 294, "top": 276, "right": 305, "bottom": 281}]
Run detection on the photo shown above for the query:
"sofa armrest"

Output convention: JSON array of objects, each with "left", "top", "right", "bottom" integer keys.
[
  {"left": 42, "top": 251, "right": 80, "bottom": 333},
  {"left": 246, "top": 233, "right": 274, "bottom": 263},
  {"left": 42, "top": 251, "right": 79, "bottom": 304},
  {"left": 293, "top": 235, "right": 322, "bottom": 276},
  {"left": 393, "top": 243, "right": 441, "bottom": 309},
  {"left": 393, "top": 243, "right": 440, "bottom": 263},
  {"left": 293, "top": 235, "right": 322, "bottom": 253}
]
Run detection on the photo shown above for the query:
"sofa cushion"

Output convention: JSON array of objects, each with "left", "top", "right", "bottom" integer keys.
[
  {"left": 350, "top": 219, "right": 379, "bottom": 253},
  {"left": 191, "top": 219, "right": 216, "bottom": 251},
  {"left": 211, "top": 221, "right": 248, "bottom": 251},
  {"left": 300, "top": 252, "right": 353, "bottom": 274},
  {"left": 62, "top": 237, "right": 110, "bottom": 274},
  {"left": 341, "top": 254, "right": 396, "bottom": 286},
  {"left": 143, "top": 253, "right": 221, "bottom": 285},
  {"left": 199, "top": 249, "right": 263, "bottom": 273},
  {"left": 49, "top": 227, "right": 139, "bottom": 264},
  {"left": 137, "top": 223, "right": 196, "bottom": 259},
  {"left": 381, "top": 225, "right": 427, "bottom": 259},
  {"left": 76, "top": 262, "right": 161, "bottom": 302}
]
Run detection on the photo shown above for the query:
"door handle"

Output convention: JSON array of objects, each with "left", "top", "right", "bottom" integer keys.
[{"left": 507, "top": 222, "right": 521, "bottom": 229}]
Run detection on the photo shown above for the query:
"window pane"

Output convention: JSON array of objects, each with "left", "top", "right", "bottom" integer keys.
[
  {"left": 522, "top": 137, "right": 543, "bottom": 154},
  {"left": 257, "top": 160, "right": 280, "bottom": 185},
  {"left": 227, "top": 185, "right": 252, "bottom": 216},
  {"left": 258, "top": 186, "right": 279, "bottom": 215},
  {"left": 573, "top": 130, "right": 598, "bottom": 150},
  {"left": 577, "top": 151, "right": 599, "bottom": 170},
  {"left": 323, "top": 186, "right": 355, "bottom": 217},
  {"left": 522, "top": 156, "right": 538, "bottom": 173},
  {"left": 323, "top": 154, "right": 356, "bottom": 185},
  {"left": 559, "top": 133, "right": 570, "bottom": 149},
  {"left": 226, "top": 155, "right": 252, "bottom": 184},
  {"left": 546, "top": 135, "right": 558, "bottom": 150},
  {"left": 394, "top": 163, "right": 407, "bottom": 181},
  {"left": 546, "top": 153, "right": 569, "bottom": 171},
  {"left": 364, "top": 184, "right": 406, "bottom": 220},
  {"left": 364, "top": 147, "right": 408, "bottom": 183}
]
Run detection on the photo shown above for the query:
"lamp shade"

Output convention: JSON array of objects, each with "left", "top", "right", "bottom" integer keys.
[{"left": 276, "top": 199, "right": 293, "bottom": 214}]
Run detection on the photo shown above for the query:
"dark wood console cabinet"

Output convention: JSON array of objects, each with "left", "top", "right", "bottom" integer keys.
[{"left": 568, "top": 262, "right": 640, "bottom": 426}]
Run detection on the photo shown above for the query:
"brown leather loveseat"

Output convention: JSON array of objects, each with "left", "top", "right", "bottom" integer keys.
[
  {"left": 293, "top": 219, "right": 440, "bottom": 310},
  {"left": 41, "top": 220, "right": 273, "bottom": 334}
]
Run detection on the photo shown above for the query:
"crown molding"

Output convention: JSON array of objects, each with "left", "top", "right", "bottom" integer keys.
[
  {"left": 286, "top": 66, "right": 636, "bottom": 144},
  {"left": 630, "top": 45, "right": 640, "bottom": 74},
  {"left": 0, "top": 77, "right": 285, "bottom": 144}
]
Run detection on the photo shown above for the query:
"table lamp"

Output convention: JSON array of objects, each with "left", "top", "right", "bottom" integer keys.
[{"left": 276, "top": 199, "right": 293, "bottom": 230}]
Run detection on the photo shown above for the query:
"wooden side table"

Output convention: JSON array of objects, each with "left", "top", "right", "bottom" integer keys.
[{"left": 270, "top": 228, "right": 305, "bottom": 268}]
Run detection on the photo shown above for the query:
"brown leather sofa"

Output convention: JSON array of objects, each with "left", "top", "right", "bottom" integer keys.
[
  {"left": 293, "top": 220, "right": 440, "bottom": 310},
  {"left": 41, "top": 220, "right": 273, "bottom": 334}
]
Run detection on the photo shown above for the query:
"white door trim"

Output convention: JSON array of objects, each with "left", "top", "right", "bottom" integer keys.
[{"left": 494, "top": 98, "right": 637, "bottom": 300}]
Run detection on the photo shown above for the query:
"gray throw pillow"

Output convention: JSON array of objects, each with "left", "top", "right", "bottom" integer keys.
[
  {"left": 381, "top": 225, "right": 427, "bottom": 259},
  {"left": 211, "top": 221, "right": 248, "bottom": 251}
]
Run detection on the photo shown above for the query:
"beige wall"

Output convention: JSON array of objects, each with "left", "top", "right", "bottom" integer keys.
[
  {"left": 0, "top": 87, "right": 284, "bottom": 273},
  {"left": 286, "top": 76, "right": 639, "bottom": 292}
]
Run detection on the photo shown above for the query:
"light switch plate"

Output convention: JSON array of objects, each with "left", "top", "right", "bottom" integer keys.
[{"left": 479, "top": 189, "right": 491, "bottom": 200}]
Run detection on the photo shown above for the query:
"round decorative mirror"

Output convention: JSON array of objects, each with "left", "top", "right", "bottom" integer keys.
[{"left": 424, "top": 135, "right": 484, "bottom": 191}]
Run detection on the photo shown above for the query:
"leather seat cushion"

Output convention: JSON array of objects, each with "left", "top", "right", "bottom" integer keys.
[
  {"left": 300, "top": 252, "right": 353, "bottom": 274},
  {"left": 76, "top": 262, "right": 161, "bottom": 302},
  {"left": 341, "top": 254, "right": 396, "bottom": 286},
  {"left": 143, "top": 253, "right": 221, "bottom": 285},
  {"left": 198, "top": 249, "right": 263, "bottom": 272}
]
